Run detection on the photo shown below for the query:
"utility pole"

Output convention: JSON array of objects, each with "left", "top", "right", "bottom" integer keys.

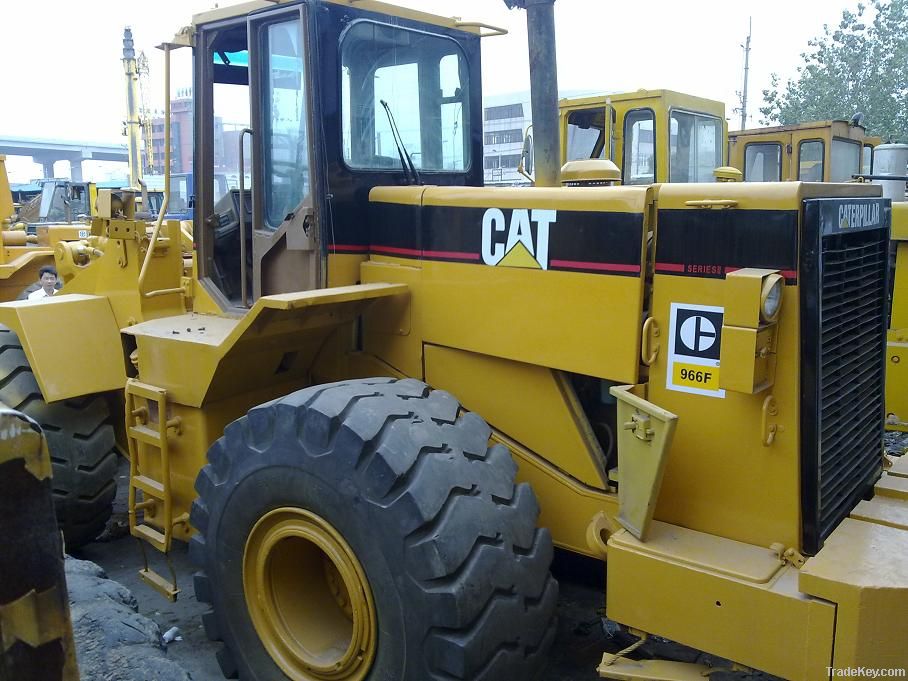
[{"left": 739, "top": 17, "right": 752, "bottom": 130}]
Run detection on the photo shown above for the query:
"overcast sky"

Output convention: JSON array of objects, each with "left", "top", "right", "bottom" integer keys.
[{"left": 2, "top": 0, "right": 857, "bottom": 182}]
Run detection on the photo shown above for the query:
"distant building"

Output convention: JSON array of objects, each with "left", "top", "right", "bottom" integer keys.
[
  {"left": 148, "top": 87, "right": 250, "bottom": 179},
  {"left": 482, "top": 93, "right": 532, "bottom": 185},
  {"left": 149, "top": 88, "right": 193, "bottom": 174},
  {"left": 482, "top": 90, "right": 592, "bottom": 185}
]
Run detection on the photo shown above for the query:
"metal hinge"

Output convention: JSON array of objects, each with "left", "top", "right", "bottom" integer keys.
[
  {"left": 623, "top": 412, "right": 654, "bottom": 441},
  {"left": 770, "top": 542, "right": 806, "bottom": 568}
]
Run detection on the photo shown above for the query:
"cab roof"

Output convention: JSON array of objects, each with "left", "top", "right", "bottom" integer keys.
[
  {"left": 729, "top": 120, "right": 865, "bottom": 136},
  {"left": 559, "top": 89, "right": 725, "bottom": 119},
  {"left": 191, "top": 0, "right": 486, "bottom": 35}
]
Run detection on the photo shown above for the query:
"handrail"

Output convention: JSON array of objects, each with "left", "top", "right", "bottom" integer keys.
[
  {"left": 454, "top": 21, "right": 508, "bottom": 37},
  {"left": 684, "top": 199, "right": 738, "bottom": 209},
  {"left": 853, "top": 173, "right": 908, "bottom": 182},
  {"left": 238, "top": 128, "right": 253, "bottom": 308},
  {"left": 139, "top": 44, "right": 171, "bottom": 294}
]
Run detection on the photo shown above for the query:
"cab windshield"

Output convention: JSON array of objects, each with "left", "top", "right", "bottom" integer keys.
[
  {"left": 342, "top": 21, "right": 470, "bottom": 172},
  {"left": 38, "top": 183, "right": 64, "bottom": 221}
]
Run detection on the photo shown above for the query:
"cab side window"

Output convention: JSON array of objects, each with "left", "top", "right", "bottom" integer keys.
[{"left": 263, "top": 18, "right": 309, "bottom": 229}]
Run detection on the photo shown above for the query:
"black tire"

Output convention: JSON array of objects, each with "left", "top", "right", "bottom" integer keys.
[
  {"left": 191, "top": 378, "right": 558, "bottom": 681},
  {"left": 0, "top": 326, "right": 117, "bottom": 549},
  {"left": 0, "top": 410, "right": 77, "bottom": 680}
]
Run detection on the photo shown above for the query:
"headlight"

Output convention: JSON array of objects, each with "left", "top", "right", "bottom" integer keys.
[{"left": 760, "top": 274, "right": 784, "bottom": 323}]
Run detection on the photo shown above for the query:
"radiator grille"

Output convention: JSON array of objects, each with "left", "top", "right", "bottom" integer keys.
[
  {"left": 801, "top": 197, "right": 889, "bottom": 554},
  {"left": 816, "top": 231, "right": 887, "bottom": 539}
]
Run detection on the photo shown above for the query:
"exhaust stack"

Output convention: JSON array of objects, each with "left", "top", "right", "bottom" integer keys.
[{"left": 506, "top": 0, "right": 560, "bottom": 186}]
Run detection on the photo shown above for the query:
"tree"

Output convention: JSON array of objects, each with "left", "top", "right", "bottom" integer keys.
[{"left": 760, "top": 0, "right": 907, "bottom": 141}]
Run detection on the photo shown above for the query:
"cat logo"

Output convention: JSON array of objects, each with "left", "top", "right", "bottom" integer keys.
[
  {"left": 838, "top": 202, "right": 881, "bottom": 231},
  {"left": 481, "top": 208, "right": 556, "bottom": 270},
  {"left": 666, "top": 303, "right": 725, "bottom": 398}
]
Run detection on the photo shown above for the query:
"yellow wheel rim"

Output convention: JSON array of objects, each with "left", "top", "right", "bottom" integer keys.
[{"left": 243, "top": 507, "right": 377, "bottom": 681}]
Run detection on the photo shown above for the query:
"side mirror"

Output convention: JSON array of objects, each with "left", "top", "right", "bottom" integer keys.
[
  {"left": 521, "top": 131, "right": 534, "bottom": 174},
  {"left": 518, "top": 128, "right": 534, "bottom": 182}
]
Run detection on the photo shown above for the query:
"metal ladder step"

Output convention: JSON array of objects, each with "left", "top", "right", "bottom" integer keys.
[
  {"left": 133, "top": 524, "right": 167, "bottom": 552},
  {"left": 127, "top": 379, "right": 168, "bottom": 402},
  {"left": 139, "top": 567, "right": 180, "bottom": 602},
  {"left": 128, "top": 424, "right": 162, "bottom": 447},
  {"left": 132, "top": 474, "right": 165, "bottom": 499}
]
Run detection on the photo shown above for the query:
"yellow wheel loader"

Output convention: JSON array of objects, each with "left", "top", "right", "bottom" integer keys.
[
  {"left": 0, "top": 156, "right": 90, "bottom": 302},
  {"left": 4, "top": 1, "right": 908, "bottom": 679}
]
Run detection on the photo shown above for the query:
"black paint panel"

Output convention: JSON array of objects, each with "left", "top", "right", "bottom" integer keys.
[
  {"left": 655, "top": 209, "right": 799, "bottom": 280},
  {"left": 364, "top": 203, "right": 644, "bottom": 273}
]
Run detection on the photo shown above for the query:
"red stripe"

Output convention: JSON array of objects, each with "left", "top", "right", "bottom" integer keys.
[
  {"left": 370, "top": 245, "right": 422, "bottom": 257},
  {"left": 658, "top": 262, "right": 799, "bottom": 281},
  {"left": 726, "top": 266, "right": 799, "bottom": 281},
  {"left": 331, "top": 244, "right": 368, "bottom": 252},
  {"left": 424, "top": 249, "right": 481, "bottom": 261},
  {"left": 549, "top": 260, "right": 640, "bottom": 273},
  {"left": 370, "top": 245, "right": 481, "bottom": 261}
]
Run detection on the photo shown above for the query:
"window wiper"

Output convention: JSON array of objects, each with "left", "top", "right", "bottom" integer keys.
[{"left": 380, "top": 99, "right": 421, "bottom": 185}]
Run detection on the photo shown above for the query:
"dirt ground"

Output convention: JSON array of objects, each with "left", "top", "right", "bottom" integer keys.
[{"left": 72, "top": 458, "right": 609, "bottom": 681}]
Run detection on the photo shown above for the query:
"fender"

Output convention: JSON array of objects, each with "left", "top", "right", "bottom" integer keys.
[{"left": 0, "top": 294, "right": 127, "bottom": 402}]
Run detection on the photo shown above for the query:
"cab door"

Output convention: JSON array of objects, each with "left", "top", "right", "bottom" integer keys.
[{"left": 248, "top": 4, "right": 323, "bottom": 299}]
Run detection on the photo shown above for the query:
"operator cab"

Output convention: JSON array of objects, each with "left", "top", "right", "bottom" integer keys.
[
  {"left": 727, "top": 119, "right": 878, "bottom": 183},
  {"left": 191, "top": 0, "right": 482, "bottom": 310},
  {"left": 559, "top": 89, "right": 726, "bottom": 185},
  {"left": 36, "top": 180, "right": 95, "bottom": 224}
]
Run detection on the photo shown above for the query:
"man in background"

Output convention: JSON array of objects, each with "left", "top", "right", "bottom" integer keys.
[{"left": 26, "top": 266, "right": 59, "bottom": 300}]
